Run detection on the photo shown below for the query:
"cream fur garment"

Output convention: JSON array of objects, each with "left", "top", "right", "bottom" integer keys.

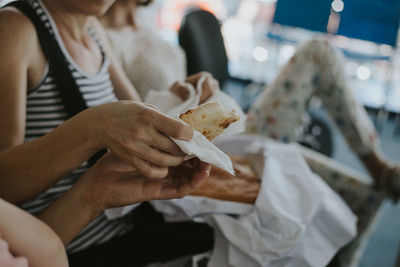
[{"left": 106, "top": 26, "right": 187, "bottom": 99}]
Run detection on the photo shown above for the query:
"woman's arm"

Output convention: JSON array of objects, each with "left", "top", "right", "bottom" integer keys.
[
  {"left": 38, "top": 153, "right": 210, "bottom": 245},
  {"left": 0, "top": 12, "right": 194, "bottom": 203},
  {"left": 0, "top": 10, "right": 99, "bottom": 203},
  {"left": 0, "top": 199, "right": 68, "bottom": 267}
]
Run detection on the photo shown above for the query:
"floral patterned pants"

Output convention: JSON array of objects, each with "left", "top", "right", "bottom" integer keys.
[
  {"left": 246, "top": 39, "right": 384, "bottom": 265},
  {"left": 247, "top": 39, "right": 378, "bottom": 155}
]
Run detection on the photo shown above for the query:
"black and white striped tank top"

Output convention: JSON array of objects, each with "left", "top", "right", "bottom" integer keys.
[{"left": 20, "top": 0, "right": 129, "bottom": 253}]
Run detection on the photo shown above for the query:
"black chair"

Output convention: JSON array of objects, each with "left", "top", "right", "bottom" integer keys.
[
  {"left": 179, "top": 8, "right": 262, "bottom": 113},
  {"left": 179, "top": 9, "right": 333, "bottom": 157},
  {"left": 179, "top": 8, "right": 229, "bottom": 86}
]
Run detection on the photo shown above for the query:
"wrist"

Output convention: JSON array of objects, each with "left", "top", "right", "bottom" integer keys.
[
  {"left": 71, "top": 177, "right": 101, "bottom": 220},
  {"left": 37, "top": 177, "right": 101, "bottom": 246},
  {"left": 78, "top": 107, "right": 105, "bottom": 152}
]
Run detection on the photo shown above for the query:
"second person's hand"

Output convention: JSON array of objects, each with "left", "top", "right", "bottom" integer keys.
[
  {"left": 169, "top": 72, "right": 219, "bottom": 105},
  {"left": 75, "top": 152, "right": 211, "bottom": 213}
]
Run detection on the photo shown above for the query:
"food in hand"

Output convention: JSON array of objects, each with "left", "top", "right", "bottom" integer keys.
[
  {"left": 179, "top": 101, "right": 239, "bottom": 140},
  {"left": 191, "top": 155, "right": 260, "bottom": 204}
]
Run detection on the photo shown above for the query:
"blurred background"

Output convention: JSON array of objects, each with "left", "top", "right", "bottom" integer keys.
[
  {"left": 135, "top": 0, "right": 400, "bottom": 117},
  {"left": 110, "top": 1, "right": 400, "bottom": 266},
  {"left": 1, "top": 0, "right": 399, "bottom": 266}
]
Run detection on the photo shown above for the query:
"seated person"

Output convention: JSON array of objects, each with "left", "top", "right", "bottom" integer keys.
[{"left": 101, "top": 0, "right": 188, "bottom": 98}]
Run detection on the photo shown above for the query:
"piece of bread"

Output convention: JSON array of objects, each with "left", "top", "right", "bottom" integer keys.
[
  {"left": 229, "top": 155, "right": 260, "bottom": 181},
  {"left": 191, "top": 155, "right": 260, "bottom": 204},
  {"left": 179, "top": 101, "right": 239, "bottom": 140}
]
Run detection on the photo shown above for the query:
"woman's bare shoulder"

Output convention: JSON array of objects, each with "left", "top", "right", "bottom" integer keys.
[{"left": 0, "top": 8, "right": 37, "bottom": 52}]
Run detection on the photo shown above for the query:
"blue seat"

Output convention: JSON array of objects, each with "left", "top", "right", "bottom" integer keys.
[
  {"left": 272, "top": 0, "right": 332, "bottom": 33},
  {"left": 267, "top": 0, "right": 332, "bottom": 44},
  {"left": 336, "top": 0, "right": 400, "bottom": 114},
  {"left": 337, "top": 0, "right": 400, "bottom": 47}
]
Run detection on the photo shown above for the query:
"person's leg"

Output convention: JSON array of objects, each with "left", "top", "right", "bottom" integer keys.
[
  {"left": 298, "top": 145, "right": 384, "bottom": 229},
  {"left": 298, "top": 145, "right": 385, "bottom": 266},
  {"left": 247, "top": 39, "right": 399, "bottom": 199}
]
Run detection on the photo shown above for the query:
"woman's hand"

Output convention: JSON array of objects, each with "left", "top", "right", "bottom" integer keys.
[
  {"left": 76, "top": 152, "right": 210, "bottom": 213},
  {"left": 0, "top": 235, "right": 28, "bottom": 267},
  {"left": 86, "top": 101, "right": 194, "bottom": 179},
  {"left": 170, "top": 72, "right": 219, "bottom": 105}
]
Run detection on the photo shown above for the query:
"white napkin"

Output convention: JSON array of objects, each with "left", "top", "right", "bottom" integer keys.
[
  {"left": 149, "top": 135, "right": 357, "bottom": 267},
  {"left": 105, "top": 78, "right": 246, "bottom": 219}
]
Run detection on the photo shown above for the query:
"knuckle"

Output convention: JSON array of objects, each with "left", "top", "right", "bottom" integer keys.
[
  {"left": 130, "top": 128, "right": 146, "bottom": 140},
  {"left": 138, "top": 108, "right": 153, "bottom": 124},
  {"left": 117, "top": 136, "right": 131, "bottom": 148},
  {"left": 168, "top": 142, "right": 180, "bottom": 153},
  {"left": 173, "top": 125, "right": 186, "bottom": 139},
  {"left": 119, "top": 141, "right": 137, "bottom": 159},
  {"left": 144, "top": 167, "right": 159, "bottom": 178},
  {"left": 157, "top": 155, "right": 168, "bottom": 166},
  {"left": 141, "top": 113, "right": 153, "bottom": 124},
  {"left": 174, "top": 156, "right": 184, "bottom": 165}
]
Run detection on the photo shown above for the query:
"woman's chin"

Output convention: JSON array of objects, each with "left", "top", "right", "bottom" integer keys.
[{"left": 70, "top": 0, "right": 115, "bottom": 17}]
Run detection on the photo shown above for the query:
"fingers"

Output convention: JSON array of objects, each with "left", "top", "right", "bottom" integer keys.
[
  {"left": 185, "top": 71, "right": 212, "bottom": 85},
  {"left": 160, "top": 160, "right": 211, "bottom": 199},
  {"left": 110, "top": 145, "right": 171, "bottom": 179},
  {"left": 132, "top": 156, "right": 169, "bottom": 179},
  {"left": 170, "top": 81, "right": 190, "bottom": 101},
  {"left": 171, "top": 72, "right": 219, "bottom": 104},
  {"left": 185, "top": 72, "right": 219, "bottom": 104},
  {"left": 130, "top": 142, "right": 184, "bottom": 167},
  {"left": 199, "top": 76, "right": 219, "bottom": 104},
  {"left": 153, "top": 112, "right": 193, "bottom": 141},
  {"left": 197, "top": 161, "right": 211, "bottom": 174},
  {"left": 151, "top": 131, "right": 185, "bottom": 156},
  {"left": 189, "top": 160, "right": 211, "bottom": 188},
  {"left": 95, "top": 152, "right": 137, "bottom": 173}
]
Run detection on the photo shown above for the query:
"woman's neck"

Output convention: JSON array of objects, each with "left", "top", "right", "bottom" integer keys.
[{"left": 41, "top": 0, "right": 91, "bottom": 42}]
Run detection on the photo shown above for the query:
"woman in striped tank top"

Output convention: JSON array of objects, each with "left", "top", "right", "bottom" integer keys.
[{"left": 0, "top": 0, "right": 215, "bottom": 265}]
